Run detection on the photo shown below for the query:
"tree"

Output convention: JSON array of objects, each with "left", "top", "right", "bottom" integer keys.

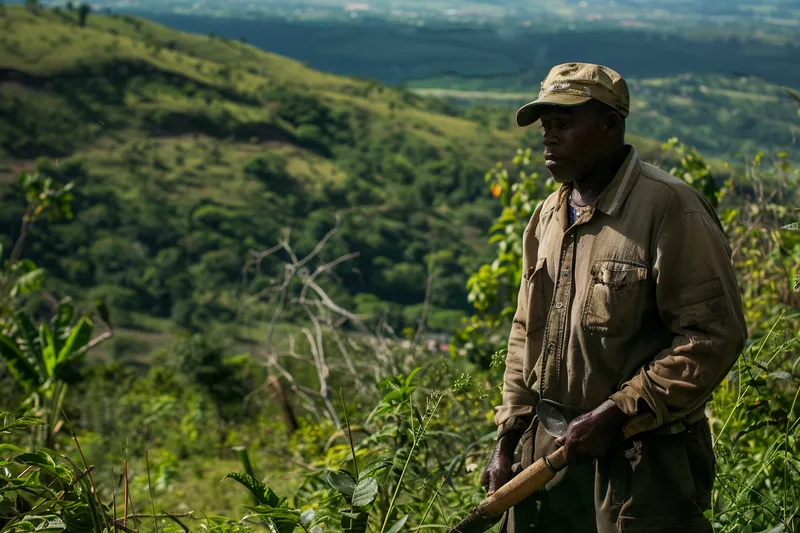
[
  {"left": 0, "top": 301, "right": 103, "bottom": 448},
  {"left": 66, "top": 1, "right": 74, "bottom": 10},
  {"left": 1, "top": 172, "right": 75, "bottom": 321},
  {"left": 25, "top": 0, "right": 37, "bottom": 13},
  {"left": 77, "top": 3, "right": 90, "bottom": 27}
]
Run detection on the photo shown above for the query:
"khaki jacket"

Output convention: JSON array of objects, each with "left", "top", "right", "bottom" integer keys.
[{"left": 495, "top": 146, "right": 748, "bottom": 436}]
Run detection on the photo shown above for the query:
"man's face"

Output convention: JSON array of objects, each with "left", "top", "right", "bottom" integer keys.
[{"left": 539, "top": 104, "right": 609, "bottom": 184}]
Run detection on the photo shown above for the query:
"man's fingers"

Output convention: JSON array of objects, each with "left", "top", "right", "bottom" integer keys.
[
  {"left": 555, "top": 436, "right": 565, "bottom": 447},
  {"left": 488, "top": 474, "right": 497, "bottom": 495},
  {"left": 488, "top": 471, "right": 508, "bottom": 496}
]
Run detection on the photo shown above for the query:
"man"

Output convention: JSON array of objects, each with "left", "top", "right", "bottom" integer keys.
[{"left": 480, "top": 63, "right": 748, "bottom": 533}]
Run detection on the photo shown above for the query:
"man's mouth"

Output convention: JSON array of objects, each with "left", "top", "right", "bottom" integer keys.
[{"left": 544, "top": 153, "right": 563, "bottom": 168}]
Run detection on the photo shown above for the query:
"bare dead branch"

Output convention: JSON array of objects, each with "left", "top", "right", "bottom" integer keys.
[
  {"left": 413, "top": 270, "right": 435, "bottom": 347},
  {"left": 241, "top": 241, "right": 284, "bottom": 285},
  {"left": 240, "top": 214, "right": 442, "bottom": 429},
  {"left": 327, "top": 324, "right": 366, "bottom": 390},
  {"left": 294, "top": 216, "right": 342, "bottom": 271},
  {"left": 78, "top": 330, "right": 113, "bottom": 356}
]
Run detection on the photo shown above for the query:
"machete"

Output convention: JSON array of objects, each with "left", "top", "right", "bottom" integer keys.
[{"left": 448, "top": 405, "right": 656, "bottom": 533}]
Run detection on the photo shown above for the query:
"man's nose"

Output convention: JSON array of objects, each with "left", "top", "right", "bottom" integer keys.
[{"left": 542, "top": 129, "right": 559, "bottom": 147}]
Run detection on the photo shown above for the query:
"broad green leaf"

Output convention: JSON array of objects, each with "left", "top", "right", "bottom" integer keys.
[
  {"left": 351, "top": 477, "right": 378, "bottom": 508},
  {"left": 310, "top": 527, "right": 323, "bottom": 533},
  {"left": 326, "top": 470, "right": 356, "bottom": 503},
  {"left": 14, "top": 312, "right": 45, "bottom": 376},
  {"left": 40, "top": 322, "right": 57, "bottom": 377},
  {"left": 0, "top": 444, "right": 27, "bottom": 457},
  {"left": 382, "top": 388, "right": 411, "bottom": 404},
  {"left": 10, "top": 268, "right": 44, "bottom": 297},
  {"left": 404, "top": 367, "right": 422, "bottom": 387},
  {"left": 56, "top": 317, "right": 92, "bottom": 366},
  {"left": 300, "top": 509, "right": 315, "bottom": 530},
  {"left": 53, "top": 301, "right": 75, "bottom": 341},
  {"left": 0, "top": 334, "right": 41, "bottom": 392},
  {"left": 385, "top": 514, "right": 408, "bottom": 533},
  {"left": 223, "top": 472, "right": 283, "bottom": 507},
  {"left": 15, "top": 451, "right": 57, "bottom": 468}
]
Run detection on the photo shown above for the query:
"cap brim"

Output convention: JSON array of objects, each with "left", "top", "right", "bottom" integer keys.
[{"left": 515, "top": 94, "right": 592, "bottom": 127}]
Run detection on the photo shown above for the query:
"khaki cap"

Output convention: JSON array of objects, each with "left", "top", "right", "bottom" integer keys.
[{"left": 515, "top": 62, "right": 630, "bottom": 127}]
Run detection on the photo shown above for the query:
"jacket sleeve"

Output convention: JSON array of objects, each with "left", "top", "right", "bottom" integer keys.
[
  {"left": 610, "top": 208, "right": 748, "bottom": 426},
  {"left": 494, "top": 202, "right": 544, "bottom": 438}
]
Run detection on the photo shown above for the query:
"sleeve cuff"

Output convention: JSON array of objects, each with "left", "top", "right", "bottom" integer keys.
[
  {"left": 496, "top": 414, "right": 533, "bottom": 440},
  {"left": 610, "top": 388, "right": 644, "bottom": 417}
]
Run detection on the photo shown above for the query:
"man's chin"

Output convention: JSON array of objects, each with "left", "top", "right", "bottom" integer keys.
[{"left": 548, "top": 171, "right": 574, "bottom": 184}]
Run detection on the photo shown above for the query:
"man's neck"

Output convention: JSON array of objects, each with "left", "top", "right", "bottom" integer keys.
[{"left": 571, "top": 145, "right": 630, "bottom": 206}]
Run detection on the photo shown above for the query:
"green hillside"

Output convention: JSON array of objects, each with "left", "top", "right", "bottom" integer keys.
[
  {"left": 411, "top": 72, "right": 800, "bottom": 163},
  {"left": 0, "top": 5, "right": 516, "bottom": 336}
]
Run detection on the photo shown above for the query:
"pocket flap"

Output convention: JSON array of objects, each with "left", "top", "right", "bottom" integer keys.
[
  {"left": 592, "top": 260, "right": 648, "bottom": 286},
  {"left": 524, "top": 257, "right": 547, "bottom": 281}
]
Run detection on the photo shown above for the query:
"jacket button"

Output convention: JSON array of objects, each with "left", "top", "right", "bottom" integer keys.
[{"left": 556, "top": 302, "right": 563, "bottom": 309}]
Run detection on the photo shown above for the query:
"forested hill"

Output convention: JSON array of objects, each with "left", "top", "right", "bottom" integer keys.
[{"left": 0, "top": 4, "right": 664, "bottom": 338}]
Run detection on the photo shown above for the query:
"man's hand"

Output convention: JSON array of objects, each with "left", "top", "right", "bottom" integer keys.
[
  {"left": 480, "top": 431, "right": 520, "bottom": 496},
  {"left": 554, "top": 399, "right": 629, "bottom": 466}
]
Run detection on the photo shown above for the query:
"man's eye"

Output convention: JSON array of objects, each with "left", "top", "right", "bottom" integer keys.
[{"left": 543, "top": 121, "right": 568, "bottom": 130}]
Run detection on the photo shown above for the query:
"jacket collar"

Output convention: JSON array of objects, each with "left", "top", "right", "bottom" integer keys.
[{"left": 557, "top": 145, "right": 641, "bottom": 219}]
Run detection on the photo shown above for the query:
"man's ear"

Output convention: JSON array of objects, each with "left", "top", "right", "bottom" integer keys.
[{"left": 604, "top": 110, "right": 624, "bottom": 137}]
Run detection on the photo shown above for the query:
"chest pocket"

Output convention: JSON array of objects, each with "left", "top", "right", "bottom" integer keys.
[
  {"left": 525, "top": 257, "right": 548, "bottom": 335},
  {"left": 581, "top": 260, "right": 649, "bottom": 337}
]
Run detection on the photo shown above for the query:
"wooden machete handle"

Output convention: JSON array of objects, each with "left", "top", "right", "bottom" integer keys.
[{"left": 459, "top": 412, "right": 656, "bottom": 525}]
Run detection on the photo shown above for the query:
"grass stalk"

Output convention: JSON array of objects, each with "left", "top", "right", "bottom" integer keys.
[
  {"left": 341, "top": 387, "right": 359, "bottom": 479},
  {"left": 145, "top": 448, "right": 159, "bottom": 533},
  {"left": 784, "top": 380, "right": 800, "bottom": 527},
  {"left": 123, "top": 460, "right": 129, "bottom": 529},
  {"left": 418, "top": 476, "right": 446, "bottom": 527},
  {"left": 112, "top": 467, "right": 118, "bottom": 533}
]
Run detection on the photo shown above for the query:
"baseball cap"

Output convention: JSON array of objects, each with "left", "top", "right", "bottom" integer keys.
[{"left": 515, "top": 62, "right": 630, "bottom": 127}]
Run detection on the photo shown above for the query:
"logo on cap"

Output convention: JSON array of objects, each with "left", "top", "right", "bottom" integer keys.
[{"left": 538, "top": 82, "right": 594, "bottom": 99}]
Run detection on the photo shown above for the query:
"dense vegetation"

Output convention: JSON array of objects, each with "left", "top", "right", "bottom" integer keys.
[{"left": 1, "top": 4, "right": 799, "bottom": 533}]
